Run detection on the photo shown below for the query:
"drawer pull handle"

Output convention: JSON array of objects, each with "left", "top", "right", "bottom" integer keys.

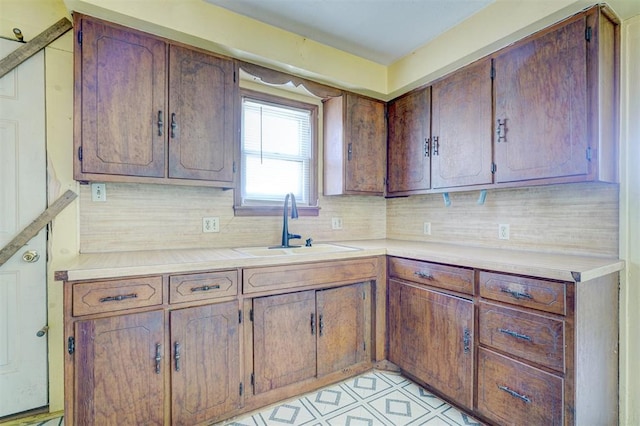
[
  {"left": 463, "top": 328, "right": 471, "bottom": 353},
  {"left": 191, "top": 284, "right": 220, "bottom": 292},
  {"left": 414, "top": 271, "right": 433, "bottom": 280},
  {"left": 498, "top": 385, "right": 531, "bottom": 403},
  {"left": 499, "top": 328, "right": 532, "bottom": 341},
  {"left": 500, "top": 288, "right": 533, "bottom": 300},
  {"left": 155, "top": 343, "right": 162, "bottom": 374},
  {"left": 99, "top": 293, "right": 138, "bottom": 303},
  {"left": 174, "top": 342, "right": 181, "bottom": 372}
]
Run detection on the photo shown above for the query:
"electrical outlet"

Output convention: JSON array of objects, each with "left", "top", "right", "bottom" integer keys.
[
  {"left": 203, "top": 217, "right": 219, "bottom": 233},
  {"left": 498, "top": 224, "right": 510, "bottom": 240},
  {"left": 423, "top": 222, "right": 431, "bottom": 235},
  {"left": 331, "top": 217, "right": 343, "bottom": 230},
  {"left": 91, "top": 183, "right": 106, "bottom": 202}
]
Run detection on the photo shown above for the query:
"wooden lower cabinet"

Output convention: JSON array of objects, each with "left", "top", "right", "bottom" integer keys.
[
  {"left": 170, "top": 301, "right": 241, "bottom": 425},
  {"left": 74, "top": 310, "right": 165, "bottom": 425},
  {"left": 252, "top": 283, "right": 371, "bottom": 396},
  {"left": 388, "top": 279, "right": 474, "bottom": 410}
]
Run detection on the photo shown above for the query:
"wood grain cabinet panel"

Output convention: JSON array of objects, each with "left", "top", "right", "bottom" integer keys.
[
  {"left": 477, "top": 348, "right": 564, "bottom": 426},
  {"left": 431, "top": 58, "right": 493, "bottom": 189},
  {"left": 171, "top": 301, "right": 241, "bottom": 425},
  {"left": 169, "top": 270, "right": 238, "bottom": 303},
  {"left": 479, "top": 301, "right": 565, "bottom": 371},
  {"left": 323, "top": 93, "right": 386, "bottom": 195},
  {"left": 74, "top": 310, "right": 165, "bottom": 425},
  {"left": 388, "top": 257, "right": 474, "bottom": 295},
  {"left": 493, "top": 17, "right": 588, "bottom": 183},
  {"left": 388, "top": 279, "right": 474, "bottom": 410},
  {"left": 387, "top": 87, "right": 431, "bottom": 194},
  {"left": 72, "top": 276, "right": 163, "bottom": 316},
  {"left": 77, "top": 16, "right": 166, "bottom": 178}
]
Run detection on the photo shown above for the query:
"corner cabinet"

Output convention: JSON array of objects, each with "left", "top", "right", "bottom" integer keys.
[
  {"left": 323, "top": 93, "right": 386, "bottom": 195},
  {"left": 74, "top": 14, "right": 237, "bottom": 187}
]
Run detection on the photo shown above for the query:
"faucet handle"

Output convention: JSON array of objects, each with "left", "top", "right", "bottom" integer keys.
[{"left": 305, "top": 238, "right": 313, "bottom": 247}]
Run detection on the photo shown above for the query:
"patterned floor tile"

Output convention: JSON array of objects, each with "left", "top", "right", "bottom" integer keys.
[
  {"left": 304, "top": 383, "right": 359, "bottom": 416},
  {"left": 367, "top": 389, "right": 431, "bottom": 425},
  {"left": 324, "top": 404, "right": 391, "bottom": 426},
  {"left": 258, "top": 399, "right": 319, "bottom": 425}
]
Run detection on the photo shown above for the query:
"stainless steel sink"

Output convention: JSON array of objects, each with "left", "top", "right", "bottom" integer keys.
[{"left": 234, "top": 243, "right": 360, "bottom": 257}]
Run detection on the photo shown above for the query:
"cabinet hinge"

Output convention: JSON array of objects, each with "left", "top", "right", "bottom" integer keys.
[
  {"left": 77, "top": 31, "right": 82, "bottom": 45},
  {"left": 233, "top": 161, "right": 236, "bottom": 173},
  {"left": 490, "top": 64, "right": 495, "bottom": 80},
  {"left": 586, "top": 146, "right": 592, "bottom": 161},
  {"left": 78, "top": 146, "right": 83, "bottom": 161},
  {"left": 67, "top": 336, "right": 75, "bottom": 355},
  {"left": 239, "top": 309, "right": 242, "bottom": 324},
  {"left": 233, "top": 70, "right": 236, "bottom": 83},
  {"left": 239, "top": 382, "right": 243, "bottom": 396},
  {"left": 585, "top": 26, "right": 592, "bottom": 42},
  {"left": 249, "top": 309, "right": 254, "bottom": 322},
  {"left": 363, "top": 290, "right": 366, "bottom": 300},
  {"left": 491, "top": 163, "right": 497, "bottom": 174},
  {"left": 250, "top": 372, "right": 255, "bottom": 387},
  {"left": 363, "top": 341, "right": 366, "bottom": 351}
]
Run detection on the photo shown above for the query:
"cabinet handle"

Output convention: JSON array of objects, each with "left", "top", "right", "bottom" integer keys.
[
  {"left": 496, "top": 119, "right": 507, "bottom": 143},
  {"left": 347, "top": 143, "right": 353, "bottom": 161},
  {"left": 157, "top": 111, "right": 163, "bottom": 136},
  {"left": 310, "top": 313, "right": 315, "bottom": 335},
  {"left": 498, "top": 385, "right": 531, "bottom": 404},
  {"left": 499, "top": 328, "right": 532, "bottom": 341},
  {"left": 170, "top": 112, "right": 177, "bottom": 138},
  {"left": 424, "top": 138, "right": 430, "bottom": 157},
  {"left": 414, "top": 271, "right": 433, "bottom": 280},
  {"left": 155, "top": 343, "right": 162, "bottom": 374},
  {"left": 463, "top": 328, "right": 471, "bottom": 353},
  {"left": 432, "top": 136, "right": 439, "bottom": 156},
  {"left": 174, "top": 342, "right": 181, "bottom": 372},
  {"left": 190, "top": 284, "right": 220, "bottom": 292},
  {"left": 500, "top": 288, "right": 533, "bottom": 300},
  {"left": 319, "top": 314, "right": 324, "bottom": 336},
  {"left": 99, "top": 293, "right": 137, "bottom": 303}
]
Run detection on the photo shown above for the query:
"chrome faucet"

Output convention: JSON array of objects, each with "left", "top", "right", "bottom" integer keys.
[{"left": 280, "top": 193, "right": 301, "bottom": 248}]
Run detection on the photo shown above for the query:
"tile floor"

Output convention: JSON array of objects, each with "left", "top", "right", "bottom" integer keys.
[
  {"left": 9, "top": 370, "right": 481, "bottom": 426},
  {"left": 218, "top": 370, "right": 481, "bottom": 426}
]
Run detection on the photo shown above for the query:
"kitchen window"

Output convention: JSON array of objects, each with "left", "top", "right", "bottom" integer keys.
[{"left": 235, "top": 89, "right": 319, "bottom": 216}]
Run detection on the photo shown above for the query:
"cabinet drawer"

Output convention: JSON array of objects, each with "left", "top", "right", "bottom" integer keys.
[
  {"left": 477, "top": 348, "right": 563, "bottom": 426},
  {"left": 388, "top": 257, "right": 474, "bottom": 295},
  {"left": 72, "top": 276, "right": 163, "bottom": 316},
  {"left": 479, "top": 302, "right": 564, "bottom": 372},
  {"left": 479, "top": 271, "right": 566, "bottom": 315},
  {"left": 169, "top": 270, "right": 238, "bottom": 303},
  {"left": 243, "top": 258, "right": 378, "bottom": 294}
]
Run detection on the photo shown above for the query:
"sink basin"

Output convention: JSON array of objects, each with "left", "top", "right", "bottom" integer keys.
[{"left": 235, "top": 243, "right": 360, "bottom": 257}]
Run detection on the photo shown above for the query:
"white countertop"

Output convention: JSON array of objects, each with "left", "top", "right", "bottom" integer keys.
[{"left": 55, "top": 239, "right": 624, "bottom": 283}]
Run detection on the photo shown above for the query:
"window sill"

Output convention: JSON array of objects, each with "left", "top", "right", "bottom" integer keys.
[{"left": 234, "top": 205, "right": 320, "bottom": 217}]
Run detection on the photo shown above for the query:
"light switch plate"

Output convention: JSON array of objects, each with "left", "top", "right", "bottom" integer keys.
[
  {"left": 91, "top": 183, "right": 106, "bottom": 202},
  {"left": 203, "top": 217, "right": 219, "bottom": 233}
]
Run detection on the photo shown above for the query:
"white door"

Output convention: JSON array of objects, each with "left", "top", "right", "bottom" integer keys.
[{"left": 0, "top": 39, "right": 48, "bottom": 417}]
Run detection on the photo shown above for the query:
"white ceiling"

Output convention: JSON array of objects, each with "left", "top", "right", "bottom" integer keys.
[{"left": 203, "top": 0, "right": 495, "bottom": 65}]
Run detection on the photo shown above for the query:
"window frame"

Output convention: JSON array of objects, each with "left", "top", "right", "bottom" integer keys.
[{"left": 234, "top": 89, "right": 320, "bottom": 217}]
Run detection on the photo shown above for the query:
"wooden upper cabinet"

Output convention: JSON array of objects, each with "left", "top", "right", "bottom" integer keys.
[
  {"left": 168, "top": 46, "right": 235, "bottom": 182},
  {"left": 431, "top": 59, "right": 493, "bottom": 189},
  {"left": 493, "top": 16, "right": 588, "bottom": 183},
  {"left": 74, "top": 14, "right": 237, "bottom": 187},
  {"left": 387, "top": 87, "right": 431, "bottom": 194},
  {"left": 78, "top": 16, "right": 167, "bottom": 178},
  {"left": 324, "top": 93, "right": 386, "bottom": 195}
]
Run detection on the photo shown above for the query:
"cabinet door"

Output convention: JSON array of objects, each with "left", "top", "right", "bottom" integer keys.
[
  {"left": 316, "top": 283, "right": 370, "bottom": 376},
  {"left": 388, "top": 280, "right": 474, "bottom": 409},
  {"left": 253, "top": 291, "right": 316, "bottom": 394},
  {"left": 494, "top": 17, "right": 588, "bottom": 183},
  {"left": 168, "top": 46, "right": 236, "bottom": 182},
  {"left": 387, "top": 87, "right": 431, "bottom": 194},
  {"left": 432, "top": 59, "right": 493, "bottom": 188},
  {"left": 345, "top": 94, "right": 386, "bottom": 194},
  {"left": 79, "top": 17, "right": 166, "bottom": 177},
  {"left": 75, "top": 311, "right": 164, "bottom": 425},
  {"left": 171, "top": 301, "right": 240, "bottom": 425}
]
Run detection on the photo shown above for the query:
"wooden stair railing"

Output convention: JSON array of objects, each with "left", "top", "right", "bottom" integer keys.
[{"left": 0, "top": 190, "right": 77, "bottom": 268}]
